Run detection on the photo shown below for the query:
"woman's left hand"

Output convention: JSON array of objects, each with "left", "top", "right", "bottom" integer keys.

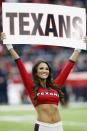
[{"left": 0, "top": 32, "right": 6, "bottom": 41}]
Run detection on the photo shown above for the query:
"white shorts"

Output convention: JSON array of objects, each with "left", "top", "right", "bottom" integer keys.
[{"left": 34, "top": 120, "right": 64, "bottom": 131}]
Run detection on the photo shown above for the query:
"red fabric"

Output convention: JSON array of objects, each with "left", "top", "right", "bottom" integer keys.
[
  {"left": 54, "top": 60, "right": 75, "bottom": 87},
  {"left": 15, "top": 59, "right": 34, "bottom": 105},
  {"left": 16, "top": 59, "right": 75, "bottom": 107},
  {"left": 36, "top": 87, "right": 59, "bottom": 106}
]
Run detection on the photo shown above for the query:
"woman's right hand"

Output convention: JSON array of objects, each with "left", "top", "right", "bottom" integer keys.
[
  {"left": 0, "top": 32, "right": 13, "bottom": 50},
  {"left": 0, "top": 32, "right": 20, "bottom": 60}
]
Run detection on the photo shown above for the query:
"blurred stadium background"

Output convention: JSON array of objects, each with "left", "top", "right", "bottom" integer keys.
[{"left": 0, "top": 0, "right": 87, "bottom": 131}]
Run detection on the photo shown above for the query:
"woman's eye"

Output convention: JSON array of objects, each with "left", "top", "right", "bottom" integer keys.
[
  {"left": 46, "top": 68, "right": 49, "bottom": 70},
  {"left": 39, "top": 67, "right": 49, "bottom": 70},
  {"left": 39, "top": 67, "right": 43, "bottom": 70}
]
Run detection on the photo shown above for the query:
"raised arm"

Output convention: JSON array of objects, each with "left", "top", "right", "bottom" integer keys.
[
  {"left": 0, "top": 33, "right": 20, "bottom": 60},
  {"left": 0, "top": 33, "right": 34, "bottom": 102},
  {"left": 54, "top": 49, "right": 81, "bottom": 88},
  {"left": 54, "top": 35, "right": 87, "bottom": 87}
]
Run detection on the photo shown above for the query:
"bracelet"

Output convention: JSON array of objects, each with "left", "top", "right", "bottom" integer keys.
[{"left": 74, "top": 49, "right": 81, "bottom": 53}]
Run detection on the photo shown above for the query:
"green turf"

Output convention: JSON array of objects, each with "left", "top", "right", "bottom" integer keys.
[
  {"left": 0, "top": 122, "right": 34, "bottom": 131},
  {"left": 0, "top": 105, "right": 87, "bottom": 131}
]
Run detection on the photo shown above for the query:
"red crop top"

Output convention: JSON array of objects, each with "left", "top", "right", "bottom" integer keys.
[
  {"left": 36, "top": 87, "right": 59, "bottom": 106},
  {"left": 15, "top": 58, "right": 75, "bottom": 107}
]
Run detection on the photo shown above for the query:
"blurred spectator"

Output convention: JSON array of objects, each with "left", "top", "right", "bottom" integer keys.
[
  {"left": 50, "top": 0, "right": 86, "bottom": 8},
  {"left": 73, "top": 0, "right": 85, "bottom": 8},
  {"left": 0, "top": 3, "right": 1, "bottom": 35},
  {"left": 64, "top": 0, "right": 73, "bottom": 6},
  {"left": 18, "top": 0, "right": 32, "bottom": 2},
  {"left": 32, "top": 0, "right": 48, "bottom": 3},
  {"left": 0, "top": 44, "right": 4, "bottom": 56},
  {"left": 0, "top": 0, "right": 2, "bottom": 32},
  {"left": 0, "top": 68, "right": 8, "bottom": 104},
  {"left": 0, "top": 0, "right": 2, "bottom": 6},
  {"left": 5, "top": 0, "right": 18, "bottom": 2},
  {"left": 73, "top": 55, "right": 87, "bottom": 102},
  {"left": 53, "top": 54, "right": 69, "bottom": 106},
  {"left": 7, "top": 67, "right": 24, "bottom": 105}
]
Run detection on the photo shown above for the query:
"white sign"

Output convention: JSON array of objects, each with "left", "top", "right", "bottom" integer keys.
[{"left": 2, "top": 3, "right": 86, "bottom": 49}]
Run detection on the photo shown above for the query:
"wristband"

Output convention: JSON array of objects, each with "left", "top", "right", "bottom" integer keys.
[
  {"left": 74, "top": 48, "right": 81, "bottom": 53},
  {"left": 6, "top": 44, "right": 13, "bottom": 50}
]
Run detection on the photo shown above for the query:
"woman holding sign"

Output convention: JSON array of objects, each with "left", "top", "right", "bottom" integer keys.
[{"left": 0, "top": 33, "right": 87, "bottom": 131}]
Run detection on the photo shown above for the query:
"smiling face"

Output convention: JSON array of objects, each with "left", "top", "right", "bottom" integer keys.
[{"left": 36, "top": 62, "right": 50, "bottom": 80}]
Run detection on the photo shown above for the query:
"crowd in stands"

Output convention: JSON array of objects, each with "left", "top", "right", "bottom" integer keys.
[{"left": 0, "top": 0, "right": 87, "bottom": 105}]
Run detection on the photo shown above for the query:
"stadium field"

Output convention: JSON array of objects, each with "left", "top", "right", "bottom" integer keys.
[{"left": 0, "top": 103, "right": 87, "bottom": 131}]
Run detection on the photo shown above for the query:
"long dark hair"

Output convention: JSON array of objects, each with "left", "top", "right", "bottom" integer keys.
[{"left": 32, "top": 60, "right": 64, "bottom": 105}]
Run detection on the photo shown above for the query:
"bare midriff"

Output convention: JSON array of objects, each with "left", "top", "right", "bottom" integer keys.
[{"left": 36, "top": 104, "right": 61, "bottom": 123}]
